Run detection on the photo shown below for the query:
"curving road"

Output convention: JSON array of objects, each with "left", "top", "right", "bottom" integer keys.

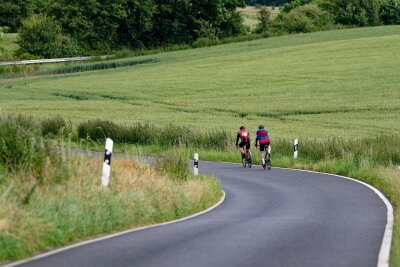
[{"left": 5, "top": 161, "right": 391, "bottom": 267}]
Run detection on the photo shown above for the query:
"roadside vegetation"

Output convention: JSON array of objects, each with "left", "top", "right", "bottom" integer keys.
[
  {"left": 73, "top": 120, "right": 400, "bottom": 266},
  {"left": 0, "top": 115, "right": 222, "bottom": 262},
  {"left": 7, "top": 114, "right": 399, "bottom": 265}
]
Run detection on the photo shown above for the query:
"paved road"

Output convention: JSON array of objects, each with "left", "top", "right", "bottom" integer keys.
[{"left": 8, "top": 161, "right": 389, "bottom": 267}]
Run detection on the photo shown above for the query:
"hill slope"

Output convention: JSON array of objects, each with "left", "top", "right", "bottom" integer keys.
[{"left": 0, "top": 26, "right": 399, "bottom": 140}]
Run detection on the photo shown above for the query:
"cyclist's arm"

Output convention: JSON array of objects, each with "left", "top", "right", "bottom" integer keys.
[{"left": 235, "top": 132, "right": 240, "bottom": 145}]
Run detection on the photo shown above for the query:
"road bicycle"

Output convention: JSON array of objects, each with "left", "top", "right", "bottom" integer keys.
[
  {"left": 239, "top": 147, "right": 252, "bottom": 168},
  {"left": 263, "top": 151, "right": 271, "bottom": 170}
]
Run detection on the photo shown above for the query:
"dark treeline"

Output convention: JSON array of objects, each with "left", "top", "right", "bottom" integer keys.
[
  {"left": 1, "top": 0, "right": 399, "bottom": 59},
  {"left": 1, "top": 0, "right": 246, "bottom": 57}
]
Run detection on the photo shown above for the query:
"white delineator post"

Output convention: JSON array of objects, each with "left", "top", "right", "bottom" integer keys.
[
  {"left": 294, "top": 139, "right": 299, "bottom": 159},
  {"left": 101, "top": 138, "right": 113, "bottom": 188},
  {"left": 194, "top": 153, "right": 199, "bottom": 176}
]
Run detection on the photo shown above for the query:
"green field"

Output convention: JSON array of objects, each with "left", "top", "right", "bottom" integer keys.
[
  {"left": 0, "top": 33, "right": 18, "bottom": 61},
  {"left": 1, "top": 26, "right": 400, "bottom": 141}
]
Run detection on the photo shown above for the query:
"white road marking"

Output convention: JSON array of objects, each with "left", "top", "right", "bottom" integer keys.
[{"left": 2, "top": 191, "right": 225, "bottom": 267}]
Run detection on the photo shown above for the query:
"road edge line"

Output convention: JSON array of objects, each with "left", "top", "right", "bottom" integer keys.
[
  {"left": 275, "top": 167, "right": 393, "bottom": 267},
  {"left": 1, "top": 191, "right": 226, "bottom": 267},
  {"left": 205, "top": 159, "right": 393, "bottom": 267}
]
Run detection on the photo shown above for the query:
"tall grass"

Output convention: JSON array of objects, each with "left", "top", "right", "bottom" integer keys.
[
  {"left": 0, "top": 115, "right": 222, "bottom": 262},
  {"left": 271, "top": 136, "right": 400, "bottom": 166},
  {"left": 77, "top": 119, "right": 230, "bottom": 149},
  {"left": 155, "top": 149, "right": 191, "bottom": 181},
  {"left": 0, "top": 157, "right": 221, "bottom": 262},
  {"left": 40, "top": 116, "right": 72, "bottom": 137},
  {"left": 0, "top": 115, "right": 65, "bottom": 178}
]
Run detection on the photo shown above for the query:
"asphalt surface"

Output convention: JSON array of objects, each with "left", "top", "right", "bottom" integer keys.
[{"left": 10, "top": 161, "right": 388, "bottom": 267}]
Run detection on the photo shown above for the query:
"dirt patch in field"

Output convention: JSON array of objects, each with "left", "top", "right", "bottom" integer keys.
[
  {"left": 238, "top": 6, "right": 281, "bottom": 16},
  {"left": 0, "top": 219, "right": 9, "bottom": 231}
]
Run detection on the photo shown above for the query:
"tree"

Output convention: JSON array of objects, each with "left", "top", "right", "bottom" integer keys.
[
  {"left": 191, "top": 0, "right": 246, "bottom": 38},
  {"left": 271, "top": 3, "right": 333, "bottom": 33},
  {"left": 150, "top": 0, "right": 192, "bottom": 46},
  {"left": 281, "top": 0, "right": 313, "bottom": 13},
  {"left": 16, "top": 14, "right": 64, "bottom": 58},
  {"left": 0, "top": 0, "right": 33, "bottom": 32},
  {"left": 8, "top": 0, "right": 247, "bottom": 56},
  {"left": 255, "top": 6, "right": 272, "bottom": 34},
  {"left": 319, "top": 0, "right": 381, "bottom": 26},
  {"left": 117, "top": 0, "right": 155, "bottom": 48},
  {"left": 192, "top": 19, "right": 220, "bottom": 47},
  {"left": 0, "top": 28, "right": 4, "bottom": 54},
  {"left": 380, "top": 0, "right": 400, "bottom": 24},
  {"left": 50, "top": 0, "right": 156, "bottom": 52}
]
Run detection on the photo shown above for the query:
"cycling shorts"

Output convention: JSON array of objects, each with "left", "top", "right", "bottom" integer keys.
[
  {"left": 259, "top": 142, "right": 270, "bottom": 152},
  {"left": 239, "top": 142, "right": 250, "bottom": 149}
]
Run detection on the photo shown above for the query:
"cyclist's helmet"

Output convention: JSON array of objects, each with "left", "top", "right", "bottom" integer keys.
[
  {"left": 258, "top": 125, "right": 264, "bottom": 129},
  {"left": 240, "top": 126, "right": 245, "bottom": 130}
]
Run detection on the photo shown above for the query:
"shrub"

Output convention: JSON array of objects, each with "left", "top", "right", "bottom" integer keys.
[
  {"left": 254, "top": 6, "right": 272, "bottom": 34},
  {"left": 272, "top": 3, "right": 334, "bottom": 33},
  {"left": 59, "top": 35, "right": 86, "bottom": 57},
  {"left": 159, "top": 125, "right": 188, "bottom": 146},
  {"left": 128, "top": 123, "right": 157, "bottom": 145},
  {"left": 193, "top": 19, "right": 220, "bottom": 48},
  {"left": 40, "top": 116, "right": 71, "bottom": 137},
  {"left": 281, "top": 0, "right": 313, "bottom": 13},
  {"left": 16, "top": 14, "right": 64, "bottom": 59},
  {"left": 192, "top": 130, "right": 230, "bottom": 150},
  {"left": 380, "top": 0, "right": 400, "bottom": 24},
  {"left": 77, "top": 119, "right": 120, "bottom": 141},
  {"left": 319, "top": 0, "right": 381, "bottom": 26},
  {"left": 192, "top": 37, "right": 221, "bottom": 48},
  {"left": 76, "top": 119, "right": 228, "bottom": 149},
  {"left": 0, "top": 115, "right": 66, "bottom": 182}
]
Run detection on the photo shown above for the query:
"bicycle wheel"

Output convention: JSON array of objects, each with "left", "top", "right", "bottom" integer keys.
[
  {"left": 266, "top": 153, "right": 271, "bottom": 170},
  {"left": 242, "top": 157, "right": 246, "bottom": 167},
  {"left": 263, "top": 153, "right": 268, "bottom": 170},
  {"left": 248, "top": 159, "right": 252, "bottom": 168}
]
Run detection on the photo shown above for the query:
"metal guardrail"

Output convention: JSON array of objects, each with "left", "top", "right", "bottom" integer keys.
[{"left": 0, "top": 56, "right": 108, "bottom": 66}]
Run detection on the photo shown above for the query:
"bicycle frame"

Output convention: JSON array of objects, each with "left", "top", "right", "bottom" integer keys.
[
  {"left": 239, "top": 146, "right": 252, "bottom": 168},
  {"left": 263, "top": 144, "right": 271, "bottom": 170}
]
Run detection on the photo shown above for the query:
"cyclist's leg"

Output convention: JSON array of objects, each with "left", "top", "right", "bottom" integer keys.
[
  {"left": 245, "top": 142, "right": 251, "bottom": 158},
  {"left": 239, "top": 142, "right": 246, "bottom": 158},
  {"left": 260, "top": 143, "right": 266, "bottom": 164}
]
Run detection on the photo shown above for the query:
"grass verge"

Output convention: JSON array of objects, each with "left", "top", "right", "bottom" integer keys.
[
  {"left": 0, "top": 156, "right": 221, "bottom": 262},
  {"left": 0, "top": 117, "right": 222, "bottom": 263}
]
